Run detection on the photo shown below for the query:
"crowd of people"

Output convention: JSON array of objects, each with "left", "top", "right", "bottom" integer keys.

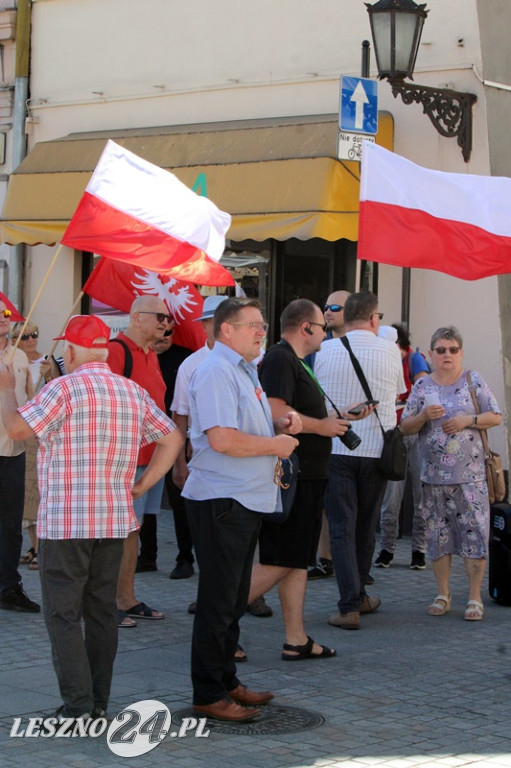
[{"left": 0, "top": 289, "right": 502, "bottom": 725}]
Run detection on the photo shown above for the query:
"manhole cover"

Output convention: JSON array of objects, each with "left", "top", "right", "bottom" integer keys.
[{"left": 173, "top": 704, "right": 325, "bottom": 735}]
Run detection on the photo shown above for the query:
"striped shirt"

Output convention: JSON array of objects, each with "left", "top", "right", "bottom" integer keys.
[
  {"left": 314, "top": 330, "right": 406, "bottom": 458},
  {"left": 19, "top": 362, "right": 175, "bottom": 540}
]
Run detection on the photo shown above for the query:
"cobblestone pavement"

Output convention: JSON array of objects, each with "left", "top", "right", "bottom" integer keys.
[{"left": 1, "top": 511, "right": 511, "bottom": 768}]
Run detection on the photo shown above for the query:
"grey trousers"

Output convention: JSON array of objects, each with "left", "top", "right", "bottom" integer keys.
[
  {"left": 379, "top": 436, "right": 426, "bottom": 554},
  {"left": 39, "top": 537, "right": 124, "bottom": 716}
]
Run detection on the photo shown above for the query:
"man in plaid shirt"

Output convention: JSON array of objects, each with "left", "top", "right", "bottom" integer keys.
[{"left": 0, "top": 315, "right": 183, "bottom": 721}]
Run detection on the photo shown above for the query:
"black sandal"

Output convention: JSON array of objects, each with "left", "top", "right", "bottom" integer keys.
[
  {"left": 19, "top": 547, "right": 36, "bottom": 565},
  {"left": 281, "top": 635, "right": 336, "bottom": 661}
]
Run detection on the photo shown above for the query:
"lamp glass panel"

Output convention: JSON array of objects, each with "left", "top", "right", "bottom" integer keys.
[
  {"left": 371, "top": 13, "right": 393, "bottom": 73},
  {"left": 394, "top": 12, "right": 421, "bottom": 75}
]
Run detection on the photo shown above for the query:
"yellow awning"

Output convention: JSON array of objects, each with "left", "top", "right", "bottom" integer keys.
[{"left": 0, "top": 113, "right": 393, "bottom": 245}]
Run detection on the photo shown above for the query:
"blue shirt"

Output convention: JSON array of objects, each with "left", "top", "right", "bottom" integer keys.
[{"left": 182, "top": 341, "right": 280, "bottom": 513}]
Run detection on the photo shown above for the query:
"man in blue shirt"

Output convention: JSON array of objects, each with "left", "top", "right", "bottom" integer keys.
[{"left": 182, "top": 297, "right": 300, "bottom": 722}]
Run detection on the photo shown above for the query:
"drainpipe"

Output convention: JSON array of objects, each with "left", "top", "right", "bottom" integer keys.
[{"left": 9, "top": 0, "right": 31, "bottom": 309}]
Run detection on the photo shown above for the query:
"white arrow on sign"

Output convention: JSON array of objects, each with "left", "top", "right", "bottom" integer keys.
[{"left": 350, "top": 81, "right": 370, "bottom": 131}]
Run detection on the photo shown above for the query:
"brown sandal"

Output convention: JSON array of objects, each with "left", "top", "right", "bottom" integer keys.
[{"left": 29, "top": 554, "right": 39, "bottom": 571}]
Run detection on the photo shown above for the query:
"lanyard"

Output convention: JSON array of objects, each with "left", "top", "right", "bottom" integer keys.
[{"left": 299, "top": 359, "right": 343, "bottom": 419}]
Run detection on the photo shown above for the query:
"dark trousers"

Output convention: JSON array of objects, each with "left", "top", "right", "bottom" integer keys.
[
  {"left": 325, "top": 455, "right": 387, "bottom": 613},
  {"left": 39, "top": 538, "right": 124, "bottom": 715},
  {"left": 139, "top": 513, "right": 158, "bottom": 563},
  {"left": 185, "top": 498, "right": 261, "bottom": 705},
  {"left": 0, "top": 453, "right": 25, "bottom": 593},
  {"left": 166, "top": 472, "right": 195, "bottom": 564}
]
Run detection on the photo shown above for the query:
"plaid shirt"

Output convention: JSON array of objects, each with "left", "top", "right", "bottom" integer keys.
[{"left": 19, "top": 362, "right": 175, "bottom": 540}]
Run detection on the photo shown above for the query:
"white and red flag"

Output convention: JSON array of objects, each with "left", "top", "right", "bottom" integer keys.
[
  {"left": 359, "top": 142, "right": 511, "bottom": 280},
  {"left": 83, "top": 259, "right": 207, "bottom": 351},
  {"left": 62, "top": 140, "right": 234, "bottom": 287},
  {"left": 0, "top": 291, "right": 24, "bottom": 322}
]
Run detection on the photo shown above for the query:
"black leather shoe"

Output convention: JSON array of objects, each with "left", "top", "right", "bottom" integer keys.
[
  {"left": 0, "top": 584, "right": 40, "bottom": 613},
  {"left": 169, "top": 560, "right": 195, "bottom": 579},
  {"left": 135, "top": 558, "right": 157, "bottom": 573}
]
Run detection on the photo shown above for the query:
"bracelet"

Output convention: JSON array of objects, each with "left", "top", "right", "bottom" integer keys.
[{"left": 472, "top": 415, "right": 478, "bottom": 428}]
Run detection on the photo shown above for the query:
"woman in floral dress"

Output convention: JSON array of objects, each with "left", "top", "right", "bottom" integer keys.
[{"left": 401, "top": 326, "right": 501, "bottom": 621}]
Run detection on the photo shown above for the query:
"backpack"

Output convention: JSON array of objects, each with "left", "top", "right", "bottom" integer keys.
[{"left": 109, "top": 338, "right": 133, "bottom": 378}]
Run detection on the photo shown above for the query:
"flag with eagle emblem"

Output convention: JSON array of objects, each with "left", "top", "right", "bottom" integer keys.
[{"left": 83, "top": 259, "right": 207, "bottom": 350}]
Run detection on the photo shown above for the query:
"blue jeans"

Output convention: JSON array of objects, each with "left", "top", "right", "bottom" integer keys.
[
  {"left": 325, "top": 455, "right": 387, "bottom": 614},
  {"left": 0, "top": 453, "right": 26, "bottom": 593}
]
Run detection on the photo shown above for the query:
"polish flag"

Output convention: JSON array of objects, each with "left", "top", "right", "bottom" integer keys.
[
  {"left": 62, "top": 140, "right": 234, "bottom": 286},
  {"left": 83, "top": 258, "right": 207, "bottom": 351},
  {"left": 0, "top": 291, "right": 24, "bottom": 322},
  {"left": 359, "top": 142, "right": 511, "bottom": 280}
]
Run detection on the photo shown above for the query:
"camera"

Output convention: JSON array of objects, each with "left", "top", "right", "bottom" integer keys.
[{"left": 340, "top": 424, "right": 362, "bottom": 451}]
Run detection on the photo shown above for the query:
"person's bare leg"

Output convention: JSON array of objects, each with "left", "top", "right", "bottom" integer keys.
[
  {"left": 278, "top": 569, "right": 334, "bottom": 656},
  {"left": 249, "top": 563, "right": 290, "bottom": 603},
  {"left": 428, "top": 554, "right": 452, "bottom": 614},
  {"left": 27, "top": 523, "right": 38, "bottom": 552},
  {"left": 317, "top": 510, "right": 331, "bottom": 560},
  {"left": 464, "top": 557, "right": 486, "bottom": 617},
  {"left": 117, "top": 530, "right": 140, "bottom": 610}
]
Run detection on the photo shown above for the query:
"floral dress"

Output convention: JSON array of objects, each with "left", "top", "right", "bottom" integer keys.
[{"left": 402, "top": 370, "right": 501, "bottom": 559}]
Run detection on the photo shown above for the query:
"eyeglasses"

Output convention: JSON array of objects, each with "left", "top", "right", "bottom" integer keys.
[
  {"left": 308, "top": 322, "right": 328, "bottom": 332},
  {"left": 324, "top": 304, "right": 343, "bottom": 313},
  {"left": 432, "top": 346, "right": 461, "bottom": 355},
  {"left": 20, "top": 332, "right": 39, "bottom": 341},
  {"left": 230, "top": 321, "right": 269, "bottom": 332},
  {"left": 1, "top": 309, "right": 12, "bottom": 318},
  {"left": 138, "top": 311, "right": 173, "bottom": 323},
  {"left": 371, "top": 312, "right": 384, "bottom": 320}
]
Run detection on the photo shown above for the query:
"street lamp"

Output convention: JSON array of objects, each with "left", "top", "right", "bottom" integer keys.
[{"left": 366, "top": 0, "right": 477, "bottom": 162}]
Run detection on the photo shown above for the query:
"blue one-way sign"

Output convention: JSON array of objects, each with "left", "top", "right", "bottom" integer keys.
[{"left": 339, "top": 76, "right": 378, "bottom": 135}]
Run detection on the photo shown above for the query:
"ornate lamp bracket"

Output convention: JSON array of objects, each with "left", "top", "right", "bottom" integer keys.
[{"left": 388, "top": 76, "right": 477, "bottom": 162}]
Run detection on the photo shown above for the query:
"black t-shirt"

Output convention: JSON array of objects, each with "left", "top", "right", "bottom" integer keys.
[
  {"left": 258, "top": 341, "right": 331, "bottom": 479},
  {"left": 157, "top": 343, "right": 193, "bottom": 413}
]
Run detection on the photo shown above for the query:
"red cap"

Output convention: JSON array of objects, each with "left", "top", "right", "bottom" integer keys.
[{"left": 53, "top": 315, "right": 110, "bottom": 349}]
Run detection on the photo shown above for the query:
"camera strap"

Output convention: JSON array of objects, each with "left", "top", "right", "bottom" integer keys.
[{"left": 340, "top": 336, "right": 385, "bottom": 438}]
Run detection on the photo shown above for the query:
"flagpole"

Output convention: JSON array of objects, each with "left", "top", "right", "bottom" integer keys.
[
  {"left": 33, "top": 290, "right": 84, "bottom": 389},
  {"left": 8, "top": 243, "right": 64, "bottom": 362}
]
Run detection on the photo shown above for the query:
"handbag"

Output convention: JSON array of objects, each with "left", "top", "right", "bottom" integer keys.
[
  {"left": 340, "top": 337, "right": 407, "bottom": 481},
  {"left": 265, "top": 452, "right": 300, "bottom": 524},
  {"left": 467, "top": 371, "right": 506, "bottom": 504}
]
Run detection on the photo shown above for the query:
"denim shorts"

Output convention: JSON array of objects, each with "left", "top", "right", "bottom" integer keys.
[{"left": 132, "top": 466, "right": 165, "bottom": 525}]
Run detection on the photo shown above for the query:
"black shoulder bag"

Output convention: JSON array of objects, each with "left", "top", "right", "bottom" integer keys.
[{"left": 340, "top": 336, "right": 407, "bottom": 481}]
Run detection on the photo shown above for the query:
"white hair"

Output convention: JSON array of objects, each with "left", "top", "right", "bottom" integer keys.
[{"left": 65, "top": 342, "right": 108, "bottom": 363}]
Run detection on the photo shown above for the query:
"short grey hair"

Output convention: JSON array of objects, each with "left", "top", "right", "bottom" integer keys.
[{"left": 430, "top": 326, "right": 463, "bottom": 350}]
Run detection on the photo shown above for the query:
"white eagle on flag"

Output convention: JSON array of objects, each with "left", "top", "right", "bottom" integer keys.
[{"left": 130, "top": 269, "right": 201, "bottom": 325}]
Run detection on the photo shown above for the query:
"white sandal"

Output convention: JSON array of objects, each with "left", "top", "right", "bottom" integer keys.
[
  {"left": 427, "top": 594, "right": 451, "bottom": 616},
  {"left": 464, "top": 600, "right": 483, "bottom": 621}
]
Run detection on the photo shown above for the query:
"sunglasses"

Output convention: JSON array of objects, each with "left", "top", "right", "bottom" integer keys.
[
  {"left": 138, "top": 311, "right": 173, "bottom": 323},
  {"left": 324, "top": 304, "right": 343, "bottom": 313},
  {"left": 432, "top": 346, "right": 461, "bottom": 355},
  {"left": 308, "top": 321, "right": 328, "bottom": 332},
  {"left": 20, "top": 332, "right": 39, "bottom": 341},
  {"left": 1, "top": 309, "right": 12, "bottom": 318}
]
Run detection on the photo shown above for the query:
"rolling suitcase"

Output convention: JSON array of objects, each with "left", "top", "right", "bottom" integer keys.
[{"left": 489, "top": 502, "right": 511, "bottom": 604}]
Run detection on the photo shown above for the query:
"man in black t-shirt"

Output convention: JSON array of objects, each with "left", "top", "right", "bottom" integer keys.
[{"left": 248, "top": 299, "right": 351, "bottom": 660}]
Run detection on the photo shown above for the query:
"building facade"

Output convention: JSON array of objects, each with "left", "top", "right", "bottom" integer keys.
[{"left": 1, "top": 0, "right": 510, "bottom": 460}]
